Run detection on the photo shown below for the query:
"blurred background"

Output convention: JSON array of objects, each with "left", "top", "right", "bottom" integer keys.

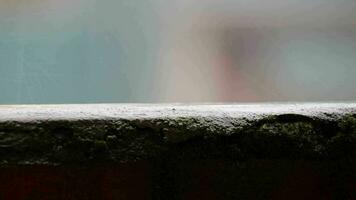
[{"left": 0, "top": 0, "right": 356, "bottom": 104}]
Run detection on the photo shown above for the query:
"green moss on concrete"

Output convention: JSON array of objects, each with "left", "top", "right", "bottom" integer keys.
[
  {"left": 0, "top": 113, "right": 356, "bottom": 165},
  {"left": 1, "top": 109, "right": 356, "bottom": 199}
]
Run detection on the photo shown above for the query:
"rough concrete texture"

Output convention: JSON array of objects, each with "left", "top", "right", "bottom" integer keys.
[
  {"left": 1, "top": 103, "right": 356, "bottom": 199},
  {"left": 0, "top": 103, "right": 355, "bottom": 165}
]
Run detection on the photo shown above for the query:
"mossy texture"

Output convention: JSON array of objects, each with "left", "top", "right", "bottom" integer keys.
[
  {"left": 1, "top": 104, "right": 356, "bottom": 199},
  {"left": 0, "top": 109, "right": 355, "bottom": 165}
]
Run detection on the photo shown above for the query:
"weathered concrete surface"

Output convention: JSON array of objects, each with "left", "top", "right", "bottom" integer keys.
[
  {"left": 1, "top": 103, "right": 356, "bottom": 199},
  {"left": 1, "top": 103, "right": 355, "bottom": 122},
  {"left": 0, "top": 103, "right": 356, "bottom": 165}
]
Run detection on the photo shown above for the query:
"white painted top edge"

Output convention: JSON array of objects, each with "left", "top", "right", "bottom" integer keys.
[{"left": 0, "top": 103, "right": 355, "bottom": 122}]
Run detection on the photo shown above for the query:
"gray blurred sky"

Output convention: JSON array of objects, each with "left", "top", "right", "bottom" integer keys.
[{"left": 0, "top": 0, "right": 356, "bottom": 103}]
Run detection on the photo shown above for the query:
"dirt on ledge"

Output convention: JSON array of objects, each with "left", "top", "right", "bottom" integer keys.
[{"left": 0, "top": 103, "right": 355, "bottom": 165}]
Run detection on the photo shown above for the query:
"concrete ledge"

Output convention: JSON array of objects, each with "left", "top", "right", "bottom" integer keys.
[
  {"left": 1, "top": 103, "right": 356, "bottom": 199},
  {"left": 0, "top": 103, "right": 355, "bottom": 165}
]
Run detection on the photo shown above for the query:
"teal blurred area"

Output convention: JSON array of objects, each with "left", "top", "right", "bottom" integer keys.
[
  {"left": 0, "top": 0, "right": 160, "bottom": 103},
  {"left": 0, "top": 0, "right": 356, "bottom": 103}
]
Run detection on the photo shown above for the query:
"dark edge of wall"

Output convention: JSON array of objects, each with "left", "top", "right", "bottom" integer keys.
[
  {"left": 0, "top": 113, "right": 356, "bottom": 165},
  {"left": 1, "top": 105, "right": 356, "bottom": 199}
]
